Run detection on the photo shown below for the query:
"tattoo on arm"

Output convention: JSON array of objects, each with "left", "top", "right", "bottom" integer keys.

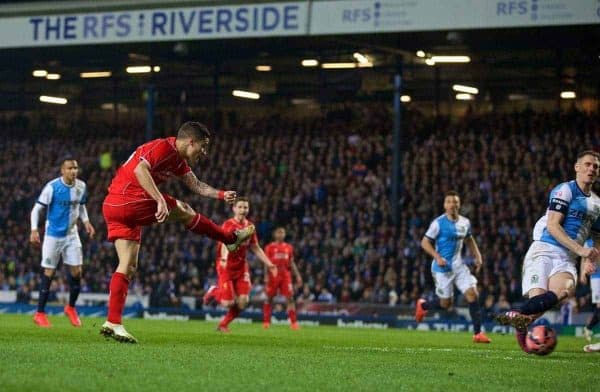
[{"left": 182, "top": 172, "right": 217, "bottom": 198}]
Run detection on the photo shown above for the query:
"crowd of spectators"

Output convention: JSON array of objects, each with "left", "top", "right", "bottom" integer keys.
[{"left": 0, "top": 106, "right": 599, "bottom": 315}]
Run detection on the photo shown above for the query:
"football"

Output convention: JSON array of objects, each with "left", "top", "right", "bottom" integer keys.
[{"left": 526, "top": 325, "right": 557, "bottom": 356}]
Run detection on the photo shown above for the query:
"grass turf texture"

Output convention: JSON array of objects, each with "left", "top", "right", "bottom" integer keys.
[{"left": 1, "top": 314, "right": 598, "bottom": 391}]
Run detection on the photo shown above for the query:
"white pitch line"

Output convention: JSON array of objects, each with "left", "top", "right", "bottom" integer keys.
[{"left": 321, "top": 345, "right": 600, "bottom": 366}]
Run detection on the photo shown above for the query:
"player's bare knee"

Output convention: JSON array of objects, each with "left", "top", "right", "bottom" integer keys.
[
  {"left": 549, "top": 286, "right": 573, "bottom": 300},
  {"left": 465, "top": 288, "right": 478, "bottom": 303},
  {"left": 44, "top": 268, "right": 56, "bottom": 278},
  {"left": 237, "top": 296, "right": 249, "bottom": 309},
  {"left": 172, "top": 200, "right": 196, "bottom": 223},
  {"left": 221, "top": 300, "right": 234, "bottom": 308},
  {"left": 527, "top": 288, "right": 546, "bottom": 298},
  {"left": 439, "top": 298, "right": 452, "bottom": 309},
  {"left": 547, "top": 274, "right": 575, "bottom": 300},
  {"left": 69, "top": 266, "right": 82, "bottom": 279}
]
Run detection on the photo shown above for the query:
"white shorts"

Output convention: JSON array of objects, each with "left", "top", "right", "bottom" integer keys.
[
  {"left": 591, "top": 275, "right": 600, "bottom": 304},
  {"left": 521, "top": 241, "right": 577, "bottom": 296},
  {"left": 41, "top": 234, "right": 82, "bottom": 269},
  {"left": 432, "top": 263, "right": 477, "bottom": 299}
]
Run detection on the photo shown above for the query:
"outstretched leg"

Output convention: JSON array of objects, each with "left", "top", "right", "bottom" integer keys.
[
  {"left": 169, "top": 199, "right": 253, "bottom": 251},
  {"left": 496, "top": 272, "right": 574, "bottom": 331}
]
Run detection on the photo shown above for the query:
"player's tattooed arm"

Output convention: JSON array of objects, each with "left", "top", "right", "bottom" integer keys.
[
  {"left": 181, "top": 172, "right": 237, "bottom": 202},
  {"left": 181, "top": 172, "right": 219, "bottom": 198}
]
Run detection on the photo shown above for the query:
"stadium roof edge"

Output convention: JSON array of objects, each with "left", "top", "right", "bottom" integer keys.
[{"left": 0, "top": 0, "right": 286, "bottom": 17}]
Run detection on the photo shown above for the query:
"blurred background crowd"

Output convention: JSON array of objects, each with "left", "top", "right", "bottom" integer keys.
[{"left": 1, "top": 106, "right": 598, "bottom": 316}]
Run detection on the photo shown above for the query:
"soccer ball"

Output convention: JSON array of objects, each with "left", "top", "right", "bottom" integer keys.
[{"left": 525, "top": 325, "right": 557, "bottom": 356}]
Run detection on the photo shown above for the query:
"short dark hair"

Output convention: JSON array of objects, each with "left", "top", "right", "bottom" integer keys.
[
  {"left": 234, "top": 196, "right": 250, "bottom": 205},
  {"left": 445, "top": 190, "right": 460, "bottom": 198},
  {"left": 60, "top": 157, "right": 77, "bottom": 166},
  {"left": 177, "top": 121, "right": 211, "bottom": 141},
  {"left": 577, "top": 150, "right": 600, "bottom": 161}
]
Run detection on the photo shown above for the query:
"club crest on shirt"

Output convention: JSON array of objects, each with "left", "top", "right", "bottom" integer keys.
[
  {"left": 531, "top": 274, "right": 539, "bottom": 284},
  {"left": 454, "top": 224, "right": 468, "bottom": 239}
]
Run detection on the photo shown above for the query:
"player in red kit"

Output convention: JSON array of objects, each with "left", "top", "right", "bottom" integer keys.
[
  {"left": 262, "top": 227, "right": 303, "bottom": 330},
  {"left": 203, "top": 197, "right": 276, "bottom": 332},
  {"left": 100, "top": 122, "right": 255, "bottom": 343}
]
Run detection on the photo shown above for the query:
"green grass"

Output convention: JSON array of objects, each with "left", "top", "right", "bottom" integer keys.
[{"left": 0, "top": 314, "right": 598, "bottom": 392}]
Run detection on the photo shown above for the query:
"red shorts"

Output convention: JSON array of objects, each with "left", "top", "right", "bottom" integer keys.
[
  {"left": 218, "top": 266, "right": 251, "bottom": 301},
  {"left": 265, "top": 269, "right": 293, "bottom": 298},
  {"left": 102, "top": 192, "right": 178, "bottom": 242}
]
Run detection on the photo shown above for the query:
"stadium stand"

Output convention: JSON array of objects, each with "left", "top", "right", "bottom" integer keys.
[{"left": 0, "top": 106, "right": 598, "bottom": 314}]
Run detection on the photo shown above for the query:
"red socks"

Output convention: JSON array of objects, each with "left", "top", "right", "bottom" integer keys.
[
  {"left": 288, "top": 309, "right": 297, "bottom": 324},
  {"left": 186, "top": 214, "right": 236, "bottom": 243},
  {"left": 263, "top": 305, "right": 297, "bottom": 325},
  {"left": 263, "top": 303, "right": 272, "bottom": 323},
  {"left": 220, "top": 305, "right": 241, "bottom": 327},
  {"left": 107, "top": 272, "right": 130, "bottom": 324}
]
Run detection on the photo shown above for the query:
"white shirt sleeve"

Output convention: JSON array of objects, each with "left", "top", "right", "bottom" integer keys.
[
  {"left": 79, "top": 204, "right": 89, "bottom": 223},
  {"left": 30, "top": 202, "right": 45, "bottom": 230},
  {"left": 548, "top": 183, "right": 572, "bottom": 213},
  {"left": 78, "top": 182, "right": 89, "bottom": 223},
  {"left": 31, "top": 183, "right": 52, "bottom": 230},
  {"left": 424, "top": 220, "right": 440, "bottom": 241},
  {"left": 80, "top": 182, "right": 88, "bottom": 205},
  {"left": 37, "top": 183, "right": 53, "bottom": 206}
]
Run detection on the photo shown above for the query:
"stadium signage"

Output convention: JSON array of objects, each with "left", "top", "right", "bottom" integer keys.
[
  {"left": 310, "top": 0, "right": 600, "bottom": 34},
  {"left": 0, "top": 2, "right": 306, "bottom": 48},
  {"left": 0, "top": 0, "right": 598, "bottom": 48}
]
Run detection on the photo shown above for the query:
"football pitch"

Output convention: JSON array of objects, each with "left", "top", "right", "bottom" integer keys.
[{"left": 1, "top": 314, "right": 597, "bottom": 391}]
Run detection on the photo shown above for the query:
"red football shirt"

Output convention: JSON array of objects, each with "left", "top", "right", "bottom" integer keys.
[
  {"left": 264, "top": 242, "right": 294, "bottom": 270},
  {"left": 215, "top": 218, "right": 258, "bottom": 277},
  {"left": 108, "top": 137, "right": 191, "bottom": 197}
]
